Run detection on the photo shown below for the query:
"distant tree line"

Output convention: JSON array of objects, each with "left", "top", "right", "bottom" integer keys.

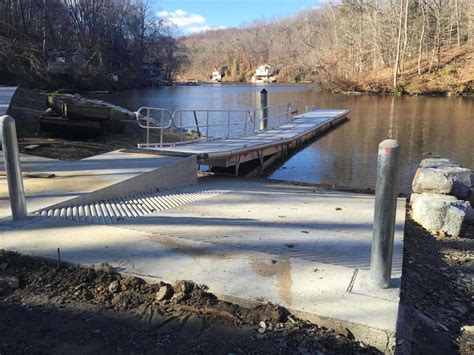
[
  {"left": 0, "top": 0, "right": 187, "bottom": 89},
  {"left": 182, "top": 0, "right": 474, "bottom": 91}
]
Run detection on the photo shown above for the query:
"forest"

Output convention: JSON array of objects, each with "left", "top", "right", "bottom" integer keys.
[
  {"left": 0, "top": 0, "right": 187, "bottom": 89},
  {"left": 1, "top": 1, "right": 473, "bottom": 95},
  {"left": 182, "top": 0, "right": 474, "bottom": 95}
]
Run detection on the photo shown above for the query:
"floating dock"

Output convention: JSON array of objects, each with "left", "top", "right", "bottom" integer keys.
[{"left": 147, "top": 109, "right": 349, "bottom": 174}]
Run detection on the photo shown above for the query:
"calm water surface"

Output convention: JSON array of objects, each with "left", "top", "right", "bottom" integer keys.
[{"left": 94, "top": 84, "right": 474, "bottom": 194}]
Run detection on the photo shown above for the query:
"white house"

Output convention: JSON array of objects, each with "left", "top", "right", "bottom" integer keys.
[
  {"left": 211, "top": 66, "right": 227, "bottom": 82},
  {"left": 251, "top": 64, "right": 277, "bottom": 84}
]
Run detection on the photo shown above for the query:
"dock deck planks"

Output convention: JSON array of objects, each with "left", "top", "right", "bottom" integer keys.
[{"left": 146, "top": 109, "right": 350, "bottom": 164}]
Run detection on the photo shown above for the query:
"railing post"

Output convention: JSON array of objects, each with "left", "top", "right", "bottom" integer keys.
[
  {"left": 370, "top": 139, "right": 401, "bottom": 288},
  {"left": 146, "top": 108, "right": 150, "bottom": 147},
  {"left": 260, "top": 88, "right": 268, "bottom": 130},
  {"left": 160, "top": 109, "right": 164, "bottom": 148},
  {"left": 0, "top": 115, "right": 27, "bottom": 220},
  {"left": 253, "top": 109, "right": 257, "bottom": 132}
]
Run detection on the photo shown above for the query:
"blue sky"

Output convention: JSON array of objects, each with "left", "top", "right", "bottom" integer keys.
[{"left": 156, "top": 0, "right": 322, "bottom": 34}]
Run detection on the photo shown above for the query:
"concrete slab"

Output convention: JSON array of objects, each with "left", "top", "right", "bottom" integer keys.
[
  {"left": 0, "top": 153, "right": 62, "bottom": 173},
  {"left": 0, "top": 87, "right": 17, "bottom": 115},
  {"left": 112, "top": 178, "right": 405, "bottom": 274},
  {"left": 0, "top": 150, "right": 197, "bottom": 220},
  {"left": 0, "top": 178, "right": 406, "bottom": 351}
]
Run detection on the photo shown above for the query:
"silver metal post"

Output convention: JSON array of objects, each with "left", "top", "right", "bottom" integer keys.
[
  {"left": 206, "top": 111, "right": 209, "bottom": 139},
  {"left": 146, "top": 108, "right": 150, "bottom": 147},
  {"left": 253, "top": 109, "right": 257, "bottom": 132},
  {"left": 160, "top": 109, "right": 164, "bottom": 148},
  {"left": 370, "top": 139, "right": 401, "bottom": 288},
  {"left": 0, "top": 115, "right": 27, "bottom": 220},
  {"left": 260, "top": 88, "right": 268, "bottom": 130}
]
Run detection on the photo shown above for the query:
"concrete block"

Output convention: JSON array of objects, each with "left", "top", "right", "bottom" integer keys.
[
  {"left": 412, "top": 166, "right": 471, "bottom": 199},
  {"left": 412, "top": 193, "right": 472, "bottom": 237}
]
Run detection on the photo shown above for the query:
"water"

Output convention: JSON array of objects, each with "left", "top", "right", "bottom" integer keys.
[{"left": 93, "top": 84, "right": 474, "bottom": 194}]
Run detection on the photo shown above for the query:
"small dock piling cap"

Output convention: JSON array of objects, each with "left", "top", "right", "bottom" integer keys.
[{"left": 379, "top": 139, "right": 400, "bottom": 149}]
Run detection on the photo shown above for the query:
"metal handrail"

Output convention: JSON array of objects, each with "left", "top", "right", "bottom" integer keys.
[{"left": 136, "top": 101, "right": 299, "bottom": 149}]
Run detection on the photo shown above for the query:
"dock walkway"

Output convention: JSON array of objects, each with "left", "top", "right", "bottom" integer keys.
[{"left": 147, "top": 109, "right": 349, "bottom": 173}]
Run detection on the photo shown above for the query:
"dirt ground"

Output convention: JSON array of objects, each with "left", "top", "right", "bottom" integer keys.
[
  {"left": 400, "top": 215, "right": 473, "bottom": 354},
  {"left": 0, "top": 251, "right": 377, "bottom": 354}
]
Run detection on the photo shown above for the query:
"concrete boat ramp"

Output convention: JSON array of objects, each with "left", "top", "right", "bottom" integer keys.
[{"left": 0, "top": 109, "right": 406, "bottom": 352}]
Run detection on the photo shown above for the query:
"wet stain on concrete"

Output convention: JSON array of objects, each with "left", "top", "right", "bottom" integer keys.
[{"left": 250, "top": 256, "right": 293, "bottom": 306}]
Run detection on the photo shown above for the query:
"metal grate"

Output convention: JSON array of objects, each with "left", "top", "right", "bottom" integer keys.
[{"left": 35, "top": 185, "right": 232, "bottom": 225}]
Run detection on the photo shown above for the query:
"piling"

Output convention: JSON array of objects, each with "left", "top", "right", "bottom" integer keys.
[
  {"left": 260, "top": 89, "right": 268, "bottom": 130},
  {"left": 370, "top": 139, "right": 401, "bottom": 288},
  {"left": 0, "top": 115, "right": 27, "bottom": 220}
]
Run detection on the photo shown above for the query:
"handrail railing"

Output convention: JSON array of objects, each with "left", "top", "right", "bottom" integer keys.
[{"left": 136, "top": 102, "right": 299, "bottom": 149}]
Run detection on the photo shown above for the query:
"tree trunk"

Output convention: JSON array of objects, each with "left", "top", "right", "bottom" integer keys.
[
  {"left": 417, "top": 3, "right": 426, "bottom": 75},
  {"left": 393, "top": 0, "right": 404, "bottom": 89}
]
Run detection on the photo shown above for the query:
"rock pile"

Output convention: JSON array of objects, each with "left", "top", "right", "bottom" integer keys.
[{"left": 410, "top": 158, "right": 473, "bottom": 237}]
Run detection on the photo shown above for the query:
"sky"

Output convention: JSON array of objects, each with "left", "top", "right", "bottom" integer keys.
[{"left": 156, "top": 0, "right": 323, "bottom": 34}]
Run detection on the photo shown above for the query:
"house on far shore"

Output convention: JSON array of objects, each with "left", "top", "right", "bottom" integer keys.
[
  {"left": 211, "top": 66, "right": 228, "bottom": 82},
  {"left": 251, "top": 64, "right": 277, "bottom": 84},
  {"left": 47, "top": 50, "right": 86, "bottom": 74}
]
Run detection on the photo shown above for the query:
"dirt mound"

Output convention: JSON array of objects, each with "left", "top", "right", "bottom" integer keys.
[{"left": 0, "top": 251, "right": 377, "bottom": 354}]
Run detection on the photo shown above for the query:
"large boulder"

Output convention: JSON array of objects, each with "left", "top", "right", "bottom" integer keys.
[
  {"left": 411, "top": 193, "right": 473, "bottom": 237},
  {"left": 412, "top": 166, "right": 472, "bottom": 199},
  {"left": 468, "top": 187, "right": 474, "bottom": 209},
  {"left": 419, "top": 158, "right": 459, "bottom": 169}
]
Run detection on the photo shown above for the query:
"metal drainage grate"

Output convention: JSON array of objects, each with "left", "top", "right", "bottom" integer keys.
[{"left": 35, "top": 186, "right": 231, "bottom": 225}]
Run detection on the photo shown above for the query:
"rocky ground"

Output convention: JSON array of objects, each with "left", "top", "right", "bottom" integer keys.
[{"left": 0, "top": 250, "right": 378, "bottom": 354}]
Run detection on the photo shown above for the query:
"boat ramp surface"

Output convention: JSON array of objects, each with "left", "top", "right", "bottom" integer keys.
[
  {"left": 0, "top": 107, "right": 405, "bottom": 352},
  {"left": 0, "top": 173, "right": 405, "bottom": 352}
]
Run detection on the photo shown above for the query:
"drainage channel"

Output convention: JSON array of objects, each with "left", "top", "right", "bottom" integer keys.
[{"left": 35, "top": 184, "right": 233, "bottom": 225}]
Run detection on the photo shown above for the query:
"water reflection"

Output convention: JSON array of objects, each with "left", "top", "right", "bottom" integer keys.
[
  {"left": 92, "top": 85, "right": 473, "bottom": 194},
  {"left": 272, "top": 93, "right": 474, "bottom": 193}
]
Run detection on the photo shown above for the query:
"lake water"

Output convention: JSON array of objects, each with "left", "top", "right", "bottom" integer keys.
[{"left": 93, "top": 84, "right": 474, "bottom": 194}]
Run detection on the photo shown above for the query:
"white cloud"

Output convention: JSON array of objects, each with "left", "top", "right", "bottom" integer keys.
[
  {"left": 158, "top": 9, "right": 206, "bottom": 28},
  {"left": 158, "top": 8, "right": 226, "bottom": 34}
]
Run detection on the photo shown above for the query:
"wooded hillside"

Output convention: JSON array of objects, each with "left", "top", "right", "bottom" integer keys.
[
  {"left": 0, "top": 0, "right": 187, "bottom": 89},
  {"left": 181, "top": 0, "right": 474, "bottom": 95}
]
